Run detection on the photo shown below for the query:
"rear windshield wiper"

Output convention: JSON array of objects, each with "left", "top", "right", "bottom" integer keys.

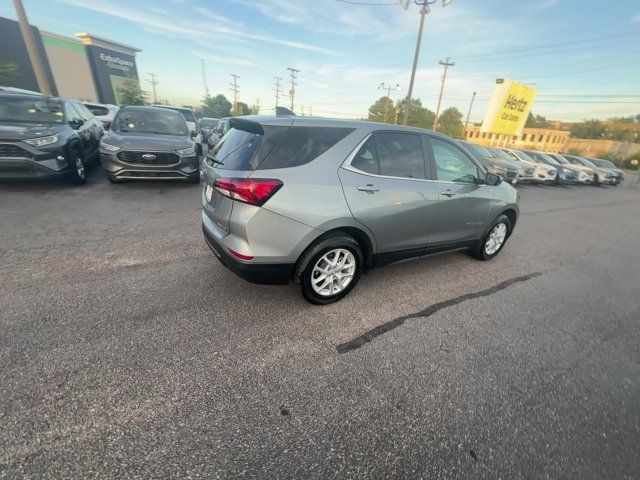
[{"left": 206, "top": 154, "right": 224, "bottom": 166}]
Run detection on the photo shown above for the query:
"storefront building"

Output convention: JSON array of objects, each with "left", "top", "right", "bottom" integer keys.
[
  {"left": 0, "top": 16, "right": 140, "bottom": 105},
  {"left": 464, "top": 125, "right": 571, "bottom": 154}
]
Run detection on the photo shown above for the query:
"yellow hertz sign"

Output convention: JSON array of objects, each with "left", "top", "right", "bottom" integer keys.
[{"left": 481, "top": 80, "right": 536, "bottom": 136}]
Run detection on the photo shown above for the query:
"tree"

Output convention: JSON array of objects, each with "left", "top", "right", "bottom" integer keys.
[
  {"left": 201, "top": 94, "right": 231, "bottom": 118},
  {"left": 396, "top": 98, "right": 435, "bottom": 129},
  {"left": 249, "top": 103, "right": 260, "bottom": 115},
  {"left": 525, "top": 112, "right": 550, "bottom": 128},
  {"left": 436, "top": 107, "right": 464, "bottom": 139},
  {"left": 118, "top": 77, "right": 148, "bottom": 106},
  {"left": 233, "top": 101, "right": 250, "bottom": 116},
  {"left": 367, "top": 96, "right": 395, "bottom": 124},
  {"left": 570, "top": 120, "right": 606, "bottom": 139},
  {"left": 0, "top": 62, "right": 19, "bottom": 85}
]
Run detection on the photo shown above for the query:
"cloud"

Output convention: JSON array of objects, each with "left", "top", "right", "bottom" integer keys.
[
  {"left": 57, "top": 0, "right": 338, "bottom": 55},
  {"left": 195, "top": 52, "right": 253, "bottom": 67},
  {"left": 525, "top": 0, "right": 561, "bottom": 11}
]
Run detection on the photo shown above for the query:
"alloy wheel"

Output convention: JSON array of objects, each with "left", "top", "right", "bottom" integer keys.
[
  {"left": 311, "top": 248, "right": 356, "bottom": 297},
  {"left": 484, "top": 223, "right": 507, "bottom": 255}
]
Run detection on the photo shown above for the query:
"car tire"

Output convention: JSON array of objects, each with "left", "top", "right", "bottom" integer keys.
[
  {"left": 295, "top": 234, "right": 363, "bottom": 305},
  {"left": 470, "top": 214, "right": 511, "bottom": 261},
  {"left": 68, "top": 147, "right": 87, "bottom": 185}
]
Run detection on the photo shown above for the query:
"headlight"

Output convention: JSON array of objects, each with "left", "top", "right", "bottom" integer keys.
[
  {"left": 23, "top": 134, "right": 58, "bottom": 148},
  {"left": 176, "top": 145, "right": 196, "bottom": 155},
  {"left": 561, "top": 167, "right": 570, "bottom": 173},
  {"left": 100, "top": 140, "right": 120, "bottom": 152}
]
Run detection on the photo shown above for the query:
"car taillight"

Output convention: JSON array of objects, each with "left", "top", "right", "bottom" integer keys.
[{"left": 213, "top": 177, "right": 283, "bottom": 206}]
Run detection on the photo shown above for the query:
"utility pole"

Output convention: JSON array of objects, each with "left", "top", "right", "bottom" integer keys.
[
  {"left": 287, "top": 67, "right": 299, "bottom": 112},
  {"left": 394, "top": 103, "right": 401, "bottom": 125},
  {"left": 147, "top": 73, "right": 159, "bottom": 103},
  {"left": 378, "top": 82, "right": 400, "bottom": 123},
  {"left": 13, "top": 0, "right": 53, "bottom": 97},
  {"left": 201, "top": 59, "right": 208, "bottom": 98},
  {"left": 230, "top": 73, "right": 240, "bottom": 115},
  {"left": 300, "top": 106, "right": 304, "bottom": 116},
  {"left": 401, "top": 0, "right": 453, "bottom": 125},
  {"left": 255, "top": 98, "right": 260, "bottom": 114},
  {"left": 432, "top": 57, "right": 455, "bottom": 131},
  {"left": 273, "top": 77, "right": 282, "bottom": 108},
  {"left": 464, "top": 90, "right": 477, "bottom": 132}
]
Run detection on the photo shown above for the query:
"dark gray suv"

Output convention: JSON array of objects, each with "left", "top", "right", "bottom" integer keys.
[
  {"left": 201, "top": 116, "right": 519, "bottom": 304},
  {"left": 100, "top": 106, "right": 199, "bottom": 183}
]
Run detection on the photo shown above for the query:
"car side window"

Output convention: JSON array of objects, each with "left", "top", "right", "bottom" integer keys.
[
  {"left": 350, "top": 136, "right": 378, "bottom": 175},
  {"left": 375, "top": 132, "right": 425, "bottom": 179},
  {"left": 430, "top": 138, "right": 479, "bottom": 184}
]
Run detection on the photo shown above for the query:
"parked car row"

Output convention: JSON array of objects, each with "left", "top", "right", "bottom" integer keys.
[
  {"left": 0, "top": 91, "right": 206, "bottom": 184},
  {"left": 457, "top": 140, "right": 625, "bottom": 187}
]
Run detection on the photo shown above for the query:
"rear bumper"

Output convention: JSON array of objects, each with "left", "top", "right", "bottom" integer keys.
[
  {"left": 202, "top": 221, "right": 293, "bottom": 285},
  {"left": 100, "top": 152, "right": 199, "bottom": 181}
]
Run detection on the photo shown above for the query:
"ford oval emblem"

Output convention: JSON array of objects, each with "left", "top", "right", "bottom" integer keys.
[{"left": 142, "top": 154, "right": 157, "bottom": 160}]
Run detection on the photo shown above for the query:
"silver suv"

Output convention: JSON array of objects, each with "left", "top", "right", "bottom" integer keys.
[{"left": 201, "top": 116, "right": 519, "bottom": 304}]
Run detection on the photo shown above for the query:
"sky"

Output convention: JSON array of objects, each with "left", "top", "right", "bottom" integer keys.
[{"left": 2, "top": 0, "right": 640, "bottom": 122}]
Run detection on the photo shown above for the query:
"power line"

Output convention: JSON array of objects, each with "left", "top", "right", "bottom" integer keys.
[
  {"left": 230, "top": 73, "right": 240, "bottom": 115},
  {"left": 147, "top": 73, "right": 159, "bottom": 103},
  {"left": 273, "top": 76, "right": 283, "bottom": 109},
  {"left": 287, "top": 67, "right": 300, "bottom": 112},
  {"left": 200, "top": 59, "right": 208, "bottom": 99},
  {"left": 524, "top": 59, "right": 640, "bottom": 79}
]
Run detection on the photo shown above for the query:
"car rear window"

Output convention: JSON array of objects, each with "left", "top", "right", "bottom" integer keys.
[{"left": 258, "top": 126, "right": 354, "bottom": 170}]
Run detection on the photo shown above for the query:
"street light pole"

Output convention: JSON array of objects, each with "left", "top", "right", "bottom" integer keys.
[
  {"left": 401, "top": 0, "right": 453, "bottom": 125},
  {"left": 13, "top": 0, "right": 53, "bottom": 97},
  {"left": 464, "top": 90, "right": 477, "bottom": 131},
  {"left": 432, "top": 57, "right": 455, "bottom": 131}
]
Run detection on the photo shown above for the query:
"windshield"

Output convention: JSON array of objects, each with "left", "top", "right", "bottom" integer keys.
[
  {"left": 111, "top": 108, "right": 188, "bottom": 136},
  {"left": 552, "top": 155, "right": 570, "bottom": 165},
  {"left": 462, "top": 142, "right": 493, "bottom": 159},
  {"left": 0, "top": 96, "right": 64, "bottom": 124},
  {"left": 513, "top": 150, "right": 535, "bottom": 162},
  {"left": 156, "top": 106, "right": 196, "bottom": 123},
  {"left": 526, "top": 151, "right": 558, "bottom": 165},
  {"left": 579, "top": 157, "right": 596, "bottom": 168},
  {"left": 591, "top": 159, "right": 616, "bottom": 168},
  {"left": 489, "top": 148, "right": 515, "bottom": 161}
]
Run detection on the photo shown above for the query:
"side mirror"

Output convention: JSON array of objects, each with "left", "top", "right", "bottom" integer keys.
[
  {"left": 486, "top": 172, "right": 502, "bottom": 186},
  {"left": 190, "top": 130, "right": 197, "bottom": 138},
  {"left": 70, "top": 119, "right": 84, "bottom": 129}
]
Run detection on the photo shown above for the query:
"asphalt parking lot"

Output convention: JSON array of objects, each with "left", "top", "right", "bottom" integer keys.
[{"left": 1, "top": 169, "right": 639, "bottom": 479}]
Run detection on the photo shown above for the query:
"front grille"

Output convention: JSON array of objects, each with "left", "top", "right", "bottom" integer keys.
[
  {"left": 119, "top": 171, "right": 184, "bottom": 178},
  {"left": 506, "top": 170, "right": 517, "bottom": 178},
  {"left": 117, "top": 150, "right": 179, "bottom": 165},
  {"left": 0, "top": 144, "right": 31, "bottom": 158}
]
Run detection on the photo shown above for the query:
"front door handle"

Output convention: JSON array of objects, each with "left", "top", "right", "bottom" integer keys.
[
  {"left": 441, "top": 189, "right": 456, "bottom": 197},
  {"left": 357, "top": 184, "right": 380, "bottom": 193}
]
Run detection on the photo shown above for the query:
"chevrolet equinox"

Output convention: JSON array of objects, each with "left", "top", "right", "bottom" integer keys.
[{"left": 201, "top": 116, "right": 519, "bottom": 304}]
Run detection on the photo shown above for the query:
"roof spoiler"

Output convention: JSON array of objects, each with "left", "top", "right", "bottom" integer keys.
[
  {"left": 228, "top": 117, "right": 264, "bottom": 135},
  {"left": 275, "top": 106, "right": 296, "bottom": 116}
]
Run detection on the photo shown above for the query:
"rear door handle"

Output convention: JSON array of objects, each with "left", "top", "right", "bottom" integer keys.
[
  {"left": 441, "top": 189, "right": 456, "bottom": 197},
  {"left": 357, "top": 184, "right": 380, "bottom": 193}
]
